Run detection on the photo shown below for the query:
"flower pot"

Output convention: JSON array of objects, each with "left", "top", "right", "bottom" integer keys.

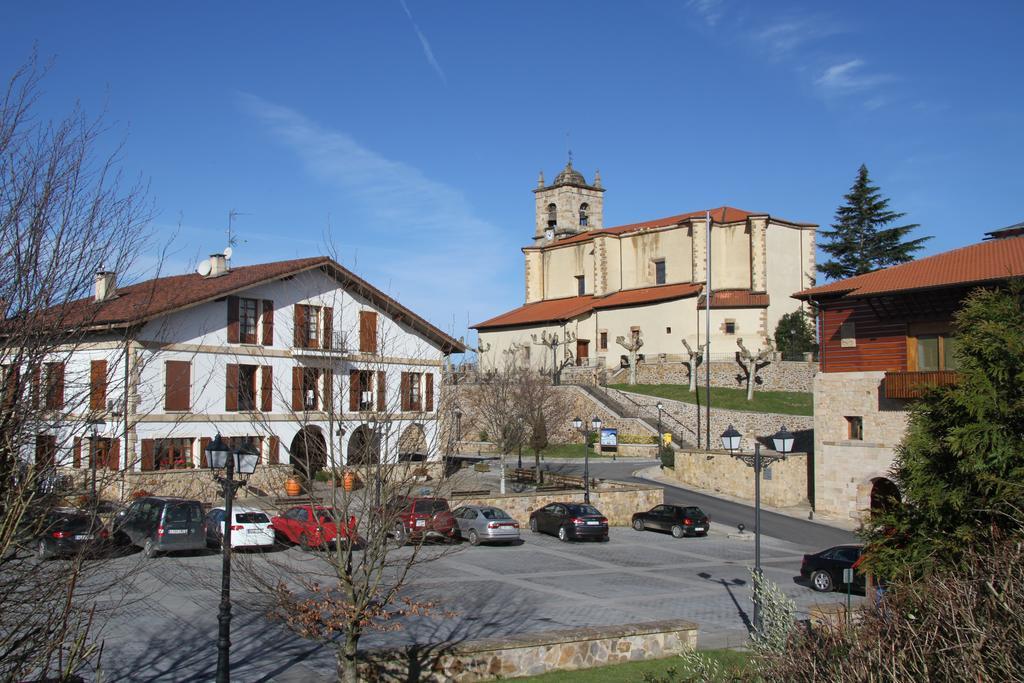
[
  {"left": 284, "top": 478, "right": 302, "bottom": 497},
  {"left": 343, "top": 470, "right": 356, "bottom": 492}
]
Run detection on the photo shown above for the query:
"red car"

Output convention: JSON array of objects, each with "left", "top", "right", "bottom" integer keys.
[
  {"left": 382, "top": 496, "right": 456, "bottom": 544},
  {"left": 271, "top": 505, "right": 358, "bottom": 550}
]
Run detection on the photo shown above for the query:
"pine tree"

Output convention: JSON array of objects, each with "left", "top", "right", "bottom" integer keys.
[{"left": 819, "top": 164, "right": 930, "bottom": 279}]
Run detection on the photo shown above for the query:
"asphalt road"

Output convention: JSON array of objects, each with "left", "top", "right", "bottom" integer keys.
[{"left": 544, "top": 459, "right": 858, "bottom": 551}]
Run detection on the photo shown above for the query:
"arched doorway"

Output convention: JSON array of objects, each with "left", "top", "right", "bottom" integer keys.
[
  {"left": 290, "top": 426, "right": 327, "bottom": 479},
  {"left": 870, "top": 478, "right": 900, "bottom": 513},
  {"left": 347, "top": 425, "right": 380, "bottom": 466},
  {"left": 398, "top": 423, "right": 428, "bottom": 462}
]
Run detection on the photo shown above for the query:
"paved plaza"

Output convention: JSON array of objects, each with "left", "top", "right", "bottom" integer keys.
[{"left": 86, "top": 520, "right": 858, "bottom": 682}]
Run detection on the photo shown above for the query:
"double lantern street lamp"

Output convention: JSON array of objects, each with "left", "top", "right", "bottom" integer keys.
[
  {"left": 572, "top": 416, "right": 602, "bottom": 503},
  {"left": 720, "top": 423, "right": 794, "bottom": 636},
  {"left": 205, "top": 434, "right": 259, "bottom": 683}
]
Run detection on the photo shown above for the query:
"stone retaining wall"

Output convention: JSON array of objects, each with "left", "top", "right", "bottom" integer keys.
[
  {"left": 453, "top": 481, "right": 663, "bottom": 527},
  {"left": 634, "top": 358, "right": 817, "bottom": 393},
  {"left": 672, "top": 448, "right": 810, "bottom": 508},
  {"left": 359, "top": 619, "right": 698, "bottom": 681}
]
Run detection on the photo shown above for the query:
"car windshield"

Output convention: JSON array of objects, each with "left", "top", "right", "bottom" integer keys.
[
  {"left": 566, "top": 504, "right": 601, "bottom": 516},
  {"left": 413, "top": 500, "right": 449, "bottom": 514},
  {"left": 165, "top": 503, "right": 201, "bottom": 524},
  {"left": 235, "top": 512, "right": 270, "bottom": 524},
  {"left": 480, "top": 508, "right": 511, "bottom": 520}
]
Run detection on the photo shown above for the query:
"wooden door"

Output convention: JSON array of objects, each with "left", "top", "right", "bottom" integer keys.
[{"left": 576, "top": 340, "right": 590, "bottom": 366}]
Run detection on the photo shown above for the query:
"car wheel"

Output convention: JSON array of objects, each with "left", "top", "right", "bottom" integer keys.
[
  {"left": 468, "top": 529, "right": 480, "bottom": 546},
  {"left": 36, "top": 539, "right": 51, "bottom": 561},
  {"left": 529, "top": 518, "right": 538, "bottom": 533},
  {"left": 671, "top": 525, "right": 685, "bottom": 539},
  {"left": 143, "top": 538, "right": 158, "bottom": 559},
  {"left": 298, "top": 533, "right": 312, "bottom": 551},
  {"left": 557, "top": 526, "right": 570, "bottom": 542},
  {"left": 632, "top": 519, "right": 644, "bottom": 531},
  {"left": 811, "top": 570, "right": 834, "bottom": 592}
]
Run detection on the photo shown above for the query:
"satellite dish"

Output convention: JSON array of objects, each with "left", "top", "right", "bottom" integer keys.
[
  {"left": 223, "top": 246, "right": 234, "bottom": 259},
  {"left": 196, "top": 260, "right": 212, "bottom": 277}
]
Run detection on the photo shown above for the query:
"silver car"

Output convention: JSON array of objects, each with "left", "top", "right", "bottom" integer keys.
[{"left": 452, "top": 505, "right": 521, "bottom": 545}]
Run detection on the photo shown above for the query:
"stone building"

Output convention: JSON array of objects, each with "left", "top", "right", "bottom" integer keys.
[
  {"left": 794, "top": 222, "right": 1024, "bottom": 522},
  {"left": 474, "top": 162, "right": 817, "bottom": 372}
]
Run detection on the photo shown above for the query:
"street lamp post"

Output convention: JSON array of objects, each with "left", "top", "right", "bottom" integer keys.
[
  {"left": 721, "top": 424, "right": 794, "bottom": 636},
  {"left": 205, "top": 434, "right": 259, "bottom": 683},
  {"left": 572, "top": 416, "right": 601, "bottom": 503},
  {"left": 88, "top": 419, "right": 106, "bottom": 501}
]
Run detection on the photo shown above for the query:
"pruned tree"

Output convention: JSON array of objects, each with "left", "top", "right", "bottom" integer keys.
[
  {"left": 736, "top": 337, "right": 773, "bottom": 401},
  {"left": 616, "top": 331, "right": 644, "bottom": 385},
  {"left": 680, "top": 338, "right": 705, "bottom": 393}
]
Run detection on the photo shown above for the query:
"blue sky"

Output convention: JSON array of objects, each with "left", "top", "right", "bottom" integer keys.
[{"left": 4, "top": 2, "right": 1022, "bottom": 342}]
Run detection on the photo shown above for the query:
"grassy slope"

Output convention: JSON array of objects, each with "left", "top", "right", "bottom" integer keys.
[
  {"left": 609, "top": 383, "right": 812, "bottom": 416},
  {"left": 514, "top": 649, "right": 751, "bottom": 682}
]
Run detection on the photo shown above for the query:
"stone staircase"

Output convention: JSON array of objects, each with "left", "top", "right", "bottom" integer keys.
[{"left": 566, "top": 382, "right": 697, "bottom": 450}]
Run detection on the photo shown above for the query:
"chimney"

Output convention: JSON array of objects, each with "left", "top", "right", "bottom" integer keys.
[
  {"left": 95, "top": 271, "right": 116, "bottom": 302},
  {"left": 208, "top": 253, "right": 228, "bottom": 277}
]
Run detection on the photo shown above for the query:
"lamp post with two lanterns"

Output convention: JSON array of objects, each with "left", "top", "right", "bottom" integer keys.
[
  {"left": 720, "top": 423, "right": 794, "bottom": 635},
  {"left": 205, "top": 434, "right": 259, "bottom": 683},
  {"left": 572, "top": 416, "right": 601, "bottom": 504}
]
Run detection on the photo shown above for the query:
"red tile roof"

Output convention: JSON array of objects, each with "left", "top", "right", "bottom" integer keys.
[
  {"left": 794, "top": 235, "right": 1024, "bottom": 302},
  {"left": 37, "top": 256, "right": 466, "bottom": 353},
  {"left": 697, "top": 289, "right": 770, "bottom": 309},
  {"left": 473, "top": 283, "right": 702, "bottom": 330}
]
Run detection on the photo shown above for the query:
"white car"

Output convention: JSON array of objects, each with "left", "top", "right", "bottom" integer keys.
[{"left": 203, "top": 506, "right": 275, "bottom": 549}]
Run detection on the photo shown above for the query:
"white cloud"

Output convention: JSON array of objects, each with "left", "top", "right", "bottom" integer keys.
[
  {"left": 751, "top": 18, "right": 840, "bottom": 59},
  {"left": 237, "top": 93, "right": 517, "bottom": 336},
  {"left": 398, "top": 0, "right": 447, "bottom": 85},
  {"left": 687, "top": 0, "right": 725, "bottom": 27},
  {"left": 815, "top": 59, "right": 895, "bottom": 95}
]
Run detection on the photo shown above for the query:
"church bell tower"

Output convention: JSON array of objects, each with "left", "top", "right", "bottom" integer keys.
[{"left": 533, "top": 160, "right": 605, "bottom": 243}]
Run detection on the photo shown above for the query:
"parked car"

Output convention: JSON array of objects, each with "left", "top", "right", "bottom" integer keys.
[
  {"left": 800, "top": 544, "right": 865, "bottom": 593},
  {"left": 631, "top": 504, "right": 709, "bottom": 538},
  {"left": 529, "top": 502, "right": 609, "bottom": 542},
  {"left": 33, "top": 508, "right": 108, "bottom": 560},
  {"left": 383, "top": 496, "right": 456, "bottom": 544},
  {"left": 112, "top": 497, "right": 206, "bottom": 558},
  {"left": 203, "top": 506, "right": 275, "bottom": 550},
  {"left": 451, "top": 505, "right": 520, "bottom": 545},
  {"left": 270, "top": 505, "right": 358, "bottom": 550}
]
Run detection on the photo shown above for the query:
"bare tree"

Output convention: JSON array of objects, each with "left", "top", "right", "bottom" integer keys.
[
  {"left": 516, "top": 367, "right": 572, "bottom": 483},
  {"left": 680, "top": 338, "right": 705, "bottom": 393},
  {"left": 615, "top": 331, "right": 644, "bottom": 385},
  {"left": 736, "top": 337, "right": 773, "bottom": 401}
]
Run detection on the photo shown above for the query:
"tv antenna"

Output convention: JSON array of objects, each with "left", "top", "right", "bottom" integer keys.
[{"left": 226, "top": 209, "right": 250, "bottom": 259}]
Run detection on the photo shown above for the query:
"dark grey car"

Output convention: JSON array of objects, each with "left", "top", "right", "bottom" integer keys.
[{"left": 113, "top": 497, "right": 205, "bottom": 557}]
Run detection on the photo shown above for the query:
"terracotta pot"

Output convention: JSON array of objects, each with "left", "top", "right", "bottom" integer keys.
[
  {"left": 284, "top": 478, "right": 302, "bottom": 497},
  {"left": 343, "top": 470, "right": 355, "bottom": 492}
]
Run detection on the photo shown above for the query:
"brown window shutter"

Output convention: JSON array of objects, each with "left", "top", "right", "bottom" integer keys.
[
  {"left": 73, "top": 437, "right": 81, "bottom": 468},
  {"left": 292, "top": 367, "right": 303, "bottom": 411},
  {"left": 376, "top": 371, "right": 386, "bottom": 411},
  {"left": 49, "top": 363, "right": 65, "bottom": 409},
  {"left": 262, "top": 300, "right": 274, "bottom": 346},
  {"left": 261, "top": 366, "right": 272, "bottom": 412},
  {"left": 349, "top": 370, "right": 359, "bottom": 411},
  {"left": 227, "top": 296, "right": 240, "bottom": 343},
  {"left": 107, "top": 438, "right": 121, "bottom": 470},
  {"left": 425, "top": 372, "right": 434, "bottom": 412},
  {"left": 400, "top": 373, "right": 410, "bottom": 411},
  {"left": 294, "top": 304, "right": 307, "bottom": 348},
  {"left": 225, "top": 364, "right": 239, "bottom": 411},
  {"left": 90, "top": 360, "right": 107, "bottom": 411},
  {"left": 141, "top": 439, "right": 155, "bottom": 471},
  {"left": 200, "top": 437, "right": 211, "bottom": 468},
  {"left": 268, "top": 435, "right": 280, "bottom": 465},
  {"left": 360, "top": 311, "right": 378, "bottom": 353},
  {"left": 322, "top": 369, "right": 332, "bottom": 413},
  {"left": 165, "top": 361, "right": 191, "bottom": 411},
  {"left": 29, "top": 365, "right": 40, "bottom": 409},
  {"left": 322, "top": 307, "right": 333, "bottom": 350}
]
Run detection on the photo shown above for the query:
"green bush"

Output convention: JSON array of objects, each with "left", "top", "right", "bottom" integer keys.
[
  {"left": 478, "top": 430, "right": 489, "bottom": 442},
  {"left": 314, "top": 470, "right": 332, "bottom": 483},
  {"left": 619, "top": 434, "right": 658, "bottom": 444}
]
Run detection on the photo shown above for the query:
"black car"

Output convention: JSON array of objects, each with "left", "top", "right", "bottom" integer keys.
[
  {"left": 800, "top": 544, "right": 865, "bottom": 593},
  {"left": 529, "top": 502, "right": 609, "bottom": 542},
  {"left": 631, "top": 505, "right": 709, "bottom": 538},
  {"left": 112, "top": 497, "right": 206, "bottom": 558},
  {"left": 33, "top": 509, "right": 108, "bottom": 560}
]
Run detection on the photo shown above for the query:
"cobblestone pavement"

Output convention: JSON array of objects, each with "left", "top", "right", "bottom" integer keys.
[{"left": 85, "top": 522, "right": 859, "bottom": 682}]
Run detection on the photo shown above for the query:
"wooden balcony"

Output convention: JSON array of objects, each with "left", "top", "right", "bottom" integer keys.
[{"left": 884, "top": 370, "right": 959, "bottom": 399}]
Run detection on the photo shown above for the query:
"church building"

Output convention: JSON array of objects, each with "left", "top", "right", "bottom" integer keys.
[{"left": 473, "top": 162, "right": 817, "bottom": 372}]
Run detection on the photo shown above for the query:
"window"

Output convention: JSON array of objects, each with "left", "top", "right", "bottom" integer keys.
[
  {"left": 840, "top": 321, "right": 856, "bottom": 348},
  {"left": 724, "top": 320, "right": 736, "bottom": 335},
  {"left": 915, "top": 334, "right": 957, "bottom": 371},
  {"left": 405, "top": 372, "right": 422, "bottom": 411},
  {"left": 654, "top": 259, "right": 666, "bottom": 285},
  {"left": 225, "top": 436, "right": 261, "bottom": 463},
  {"left": 359, "top": 311, "right": 378, "bottom": 353},
  {"left": 239, "top": 298, "right": 258, "bottom": 344},
  {"left": 599, "top": 331, "right": 608, "bottom": 351},
  {"left": 665, "top": 327, "right": 672, "bottom": 334},
  {"left": 547, "top": 203, "right": 557, "bottom": 229},
  {"left": 164, "top": 360, "right": 191, "bottom": 411},
  {"left": 357, "top": 370, "right": 374, "bottom": 410},
  {"left": 302, "top": 368, "right": 321, "bottom": 410},
  {"left": 846, "top": 416, "right": 863, "bottom": 441},
  {"left": 576, "top": 275, "right": 585, "bottom": 296},
  {"left": 43, "top": 362, "right": 64, "bottom": 410},
  {"left": 304, "top": 305, "right": 320, "bottom": 347},
  {"left": 153, "top": 438, "right": 193, "bottom": 470},
  {"left": 579, "top": 203, "right": 589, "bottom": 226},
  {"left": 238, "top": 365, "right": 257, "bottom": 411}
]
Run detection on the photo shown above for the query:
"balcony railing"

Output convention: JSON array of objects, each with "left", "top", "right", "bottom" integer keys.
[{"left": 884, "top": 370, "right": 959, "bottom": 399}]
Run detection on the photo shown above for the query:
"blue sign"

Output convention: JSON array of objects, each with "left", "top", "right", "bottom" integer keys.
[{"left": 600, "top": 428, "right": 618, "bottom": 451}]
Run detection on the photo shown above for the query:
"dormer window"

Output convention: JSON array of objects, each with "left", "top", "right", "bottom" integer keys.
[
  {"left": 579, "top": 203, "right": 589, "bottom": 227},
  {"left": 547, "top": 203, "right": 557, "bottom": 229}
]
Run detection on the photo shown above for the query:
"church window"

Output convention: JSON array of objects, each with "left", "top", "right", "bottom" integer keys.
[
  {"left": 599, "top": 331, "right": 608, "bottom": 351},
  {"left": 724, "top": 320, "right": 736, "bottom": 335},
  {"left": 575, "top": 275, "right": 585, "bottom": 296},
  {"left": 547, "top": 203, "right": 557, "bottom": 229},
  {"left": 579, "top": 203, "right": 589, "bottom": 227},
  {"left": 654, "top": 259, "right": 666, "bottom": 285}
]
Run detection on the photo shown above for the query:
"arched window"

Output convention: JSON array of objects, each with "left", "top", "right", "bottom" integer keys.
[
  {"left": 547, "top": 203, "right": 557, "bottom": 228},
  {"left": 579, "top": 203, "right": 589, "bottom": 227}
]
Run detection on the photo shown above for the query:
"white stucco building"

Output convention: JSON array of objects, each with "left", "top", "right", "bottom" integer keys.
[{"left": 20, "top": 255, "right": 464, "bottom": 479}]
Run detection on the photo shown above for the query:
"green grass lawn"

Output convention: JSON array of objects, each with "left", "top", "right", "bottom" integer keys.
[
  {"left": 514, "top": 649, "right": 750, "bottom": 682},
  {"left": 610, "top": 383, "right": 813, "bottom": 416}
]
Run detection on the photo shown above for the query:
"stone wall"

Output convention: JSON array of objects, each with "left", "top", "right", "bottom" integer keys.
[
  {"left": 453, "top": 481, "right": 663, "bottom": 527},
  {"left": 633, "top": 358, "right": 817, "bottom": 393},
  {"left": 671, "top": 448, "right": 810, "bottom": 508},
  {"left": 359, "top": 619, "right": 698, "bottom": 681}
]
